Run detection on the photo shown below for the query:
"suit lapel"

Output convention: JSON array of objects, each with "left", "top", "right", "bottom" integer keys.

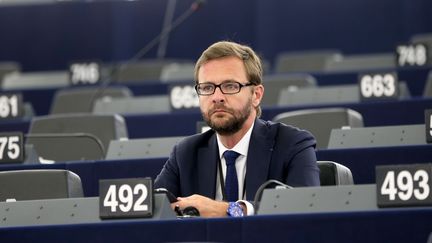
[
  {"left": 245, "top": 119, "right": 275, "bottom": 200},
  {"left": 197, "top": 133, "right": 219, "bottom": 198}
]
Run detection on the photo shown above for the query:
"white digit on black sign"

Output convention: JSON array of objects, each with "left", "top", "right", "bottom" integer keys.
[
  {"left": 133, "top": 183, "right": 148, "bottom": 211},
  {"left": 119, "top": 184, "right": 133, "bottom": 212},
  {"left": 397, "top": 170, "right": 413, "bottom": 201},
  {"left": 71, "top": 63, "right": 99, "bottom": 84},
  {"left": 372, "top": 75, "right": 385, "bottom": 97},
  {"left": 381, "top": 171, "right": 397, "bottom": 200},
  {"left": 413, "top": 170, "right": 430, "bottom": 200},
  {"left": 0, "top": 95, "right": 17, "bottom": 118},
  {"left": 0, "top": 136, "right": 20, "bottom": 160},
  {"left": 183, "top": 86, "right": 199, "bottom": 109},
  {"left": 429, "top": 114, "right": 432, "bottom": 136},
  {"left": 171, "top": 86, "right": 199, "bottom": 109},
  {"left": 361, "top": 74, "right": 395, "bottom": 98},
  {"left": 397, "top": 44, "right": 427, "bottom": 66},
  {"left": 103, "top": 184, "right": 149, "bottom": 212},
  {"left": 170, "top": 86, "right": 183, "bottom": 109},
  {"left": 381, "top": 170, "right": 430, "bottom": 201},
  {"left": 104, "top": 185, "right": 119, "bottom": 212},
  {"left": 7, "top": 136, "right": 20, "bottom": 160},
  {"left": 360, "top": 75, "right": 373, "bottom": 98},
  {"left": 382, "top": 74, "right": 396, "bottom": 97}
]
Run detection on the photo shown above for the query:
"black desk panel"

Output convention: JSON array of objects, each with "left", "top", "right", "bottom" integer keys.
[{"left": 1, "top": 208, "right": 431, "bottom": 243}]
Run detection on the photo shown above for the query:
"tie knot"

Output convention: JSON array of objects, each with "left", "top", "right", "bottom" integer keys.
[{"left": 223, "top": 150, "right": 240, "bottom": 166}]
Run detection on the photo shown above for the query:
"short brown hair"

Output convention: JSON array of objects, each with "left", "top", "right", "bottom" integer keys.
[{"left": 194, "top": 41, "right": 264, "bottom": 117}]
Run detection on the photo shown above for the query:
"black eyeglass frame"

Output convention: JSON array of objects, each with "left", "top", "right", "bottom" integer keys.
[{"left": 194, "top": 81, "right": 255, "bottom": 96}]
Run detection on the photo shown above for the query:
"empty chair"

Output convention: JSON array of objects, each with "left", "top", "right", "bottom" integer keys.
[
  {"left": 1, "top": 71, "right": 69, "bottom": 90},
  {"left": 317, "top": 161, "right": 354, "bottom": 186},
  {"left": 50, "top": 86, "right": 133, "bottom": 114},
  {"left": 410, "top": 32, "right": 432, "bottom": 61},
  {"left": 278, "top": 82, "right": 411, "bottom": 106},
  {"left": 273, "top": 108, "right": 364, "bottom": 149},
  {"left": 261, "top": 73, "right": 317, "bottom": 106},
  {"left": 274, "top": 49, "right": 342, "bottom": 73},
  {"left": 0, "top": 169, "right": 83, "bottom": 201},
  {"left": 27, "top": 114, "right": 128, "bottom": 161},
  {"left": 26, "top": 133, "right": 106, "bottom": 162},
  {"left": 423, "top": 71, "right": 432, "bottom": 97},
  {"left": 110, "top": 59, "right": 194, "bottom": 83},
  {"left": 324, "top": 53, "right": 395, "bottom": 72},
  {"left": 93, "top": 95, "right": 171, "bottom": 115},
  {"left": 159, "top": 63, "right": 195, "bottom": 82},
  {"left": 328, "top": 124, "right": 426, "bottom": 149},
  {"left": 106, "top": 136, "right": 184, "bottom": 160},
  {"left": 0, "top": 61, "right": 20, "bottom": 82}
]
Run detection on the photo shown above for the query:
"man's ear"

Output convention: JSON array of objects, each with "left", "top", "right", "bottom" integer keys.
[{"left": 253, "top": 84, "right": 264, "bottom": 106}]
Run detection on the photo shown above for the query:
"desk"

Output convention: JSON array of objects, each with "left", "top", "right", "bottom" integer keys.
[
  {"left": 0, "top": 207, "right": 431, "bottom": 243},
  {"left": 0, "top": 144, "right": 431, "bottom": 197}
]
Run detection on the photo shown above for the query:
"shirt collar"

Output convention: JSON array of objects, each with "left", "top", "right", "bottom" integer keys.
[{"left": 217, "top": 120, "right": 255, "bottom": 159}]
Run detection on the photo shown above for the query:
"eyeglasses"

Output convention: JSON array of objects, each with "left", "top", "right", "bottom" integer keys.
[{"left": 195, "top": 81, "right": 254, "bottom": 96}]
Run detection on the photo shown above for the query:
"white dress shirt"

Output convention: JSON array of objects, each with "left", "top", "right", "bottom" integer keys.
[{"left": 215, "top": 121, "right": 255, "bottom": 215}]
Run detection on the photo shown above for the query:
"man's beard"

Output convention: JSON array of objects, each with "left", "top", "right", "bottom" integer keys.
[{"left": 202, "top": 99, "right": 252, "bottom": 136}]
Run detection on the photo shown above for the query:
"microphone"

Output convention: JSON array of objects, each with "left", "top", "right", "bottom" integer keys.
[
  {"left": 252, "top": 179, "right": 292, "bottom": 215},
  {"left": 89, "top": 0, "right": 205, "bottom": 110}
]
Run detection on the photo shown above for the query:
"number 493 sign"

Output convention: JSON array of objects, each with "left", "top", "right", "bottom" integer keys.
[
  {"left": 376, "top": 164, "right": 432, "bottom": 207},
  {"left": 99, "top": 178, "right": 153, "bottom": 219}
]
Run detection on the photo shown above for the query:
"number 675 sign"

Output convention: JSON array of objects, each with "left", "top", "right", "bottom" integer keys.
[{"left": 376, "top": 164, "right": 432, "bottom": 207}]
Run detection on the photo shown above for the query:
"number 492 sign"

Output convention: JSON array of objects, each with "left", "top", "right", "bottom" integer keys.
[
  {"left": 376, "top": 164, "right": 432, "bottom": 207},
  {"left": 99, "top": 178, "right": 153, "bottom": 219}
]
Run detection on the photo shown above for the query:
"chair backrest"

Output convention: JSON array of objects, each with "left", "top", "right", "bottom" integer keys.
[
  {"left": 112, "top": 59, "right": 193, "bottom": 83},
  {"left": 159, "top": 63, "right": 195, "bottom": 82},
  {"left": 28, "top": 114, "right": 128, "bottom": 159},
  {"left": 278, "top": 82, "right": 411, "bottom": 106},
  {"left": 2, "top": 71, "right": 69, "bottom": 90},
  {"left": 328, "top": 124, "right": 426, "bottom": 149},
  {"left": 317, "top": 161, "right": 354, "bottom": 186},
  {"left": 106, "top": 136, "right": 184, "bottom": 160},
  {"left": 26, "top": 133, "right": 106, "bottom": 162},
  {"left": 273, "top": 108, "right": 364, "bottom": 149},
  {"left": 50, "top": 86, "right": 133, "bottom": 114},
  {"left": 324, "top": 53, "right": 395, "bottom": 72},
  {"left": 423, "top": 70, "right": 432, "bottom": 97},
  {"left": 410, "top": 32, "right": 432, "bottom": 61},
  {"left": 262, "top": 73, "right": 317, "bottom": 106},
  {"left": 93, "top": 95, "right": 171, "bottom": 115},
  {"left": 0, "top": 169, "right": 83, "bottom": 201},
  {"left": 0, "top": 61, "right": 20, "bottom": 82},
  {"left": 274, "top": 49, "right": 342, "bottom": 73}
]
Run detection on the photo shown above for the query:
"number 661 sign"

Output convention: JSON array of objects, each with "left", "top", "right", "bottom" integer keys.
[
  {"left": 99, "top": 178, "right": 153, "bottom": 219},
  {"left": 376, "top": 164, "right": 432, "bottom": 207}
]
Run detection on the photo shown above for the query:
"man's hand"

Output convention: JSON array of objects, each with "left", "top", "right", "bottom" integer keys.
[{"left": 172, "top": 194, "right": 229, "bottom": 218}]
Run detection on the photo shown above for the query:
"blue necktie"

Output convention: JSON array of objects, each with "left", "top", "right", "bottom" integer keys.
[{"left": 223, "top": 150, "right": 240, "bottom": 202}]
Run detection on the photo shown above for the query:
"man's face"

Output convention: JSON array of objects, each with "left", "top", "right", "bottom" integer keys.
[{"left": 197, "top": 56, "right": 262, "bottom": 135}]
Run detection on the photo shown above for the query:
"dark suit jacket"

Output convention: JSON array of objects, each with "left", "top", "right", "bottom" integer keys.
[{"left": 154, "top": 118, "right": 320, "bottom": 200}]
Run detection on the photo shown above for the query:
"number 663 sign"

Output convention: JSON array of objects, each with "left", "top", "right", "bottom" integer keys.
[{"left": 376, "top": 164, "right": 432, "bottom": 207}]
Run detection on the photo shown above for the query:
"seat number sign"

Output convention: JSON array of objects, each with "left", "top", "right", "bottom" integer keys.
[
  {"left": 99, "top": 178, "right": 153, "bottom": 219},
  {"left": 426, "top": 109, "right": 432, "bottom": 143},
  {"left": 169, "top": 84, "right": 199, "bottom": 110},
  {"left": 0, "top": 93, "right": 23, "bottom": 119},
  {"left": 0, "top": 132, "right": 24, "bottom": 163},
  {"left": 358, "top": 72, "right": 399, "bottom": 101},
  {"left": 396, "top": 43, "right": 428, "bottom": 67},
  {"left": 376, "top": 164, "right": 432, "bottom": 207},
  {"left": 69, "top": 62, "right": 101, "bottom": 85}
]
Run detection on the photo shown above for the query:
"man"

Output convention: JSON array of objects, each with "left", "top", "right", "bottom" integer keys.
[{"left": 154, "top": 41, "right": 319, "bottom": 217}]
